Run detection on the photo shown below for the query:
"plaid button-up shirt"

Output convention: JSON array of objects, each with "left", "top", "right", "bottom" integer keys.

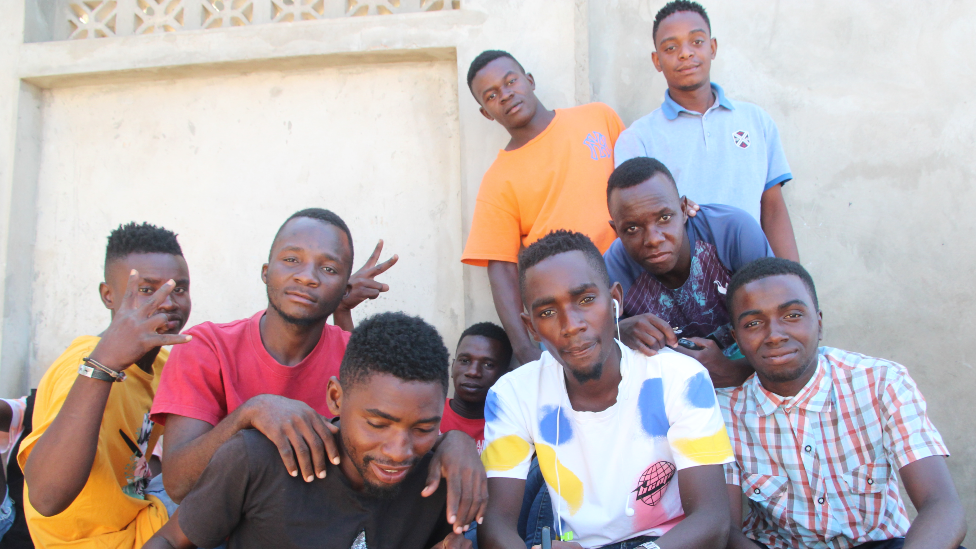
[{"left": 717, "top": 347, "right": 949, "bottom": 549}]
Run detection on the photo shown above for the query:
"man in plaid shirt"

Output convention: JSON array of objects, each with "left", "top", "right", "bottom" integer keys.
[{"left": 717, "top": 258, "right": 967, "bottom": 549}]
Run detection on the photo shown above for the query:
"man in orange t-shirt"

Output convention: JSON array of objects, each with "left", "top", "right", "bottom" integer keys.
[{"left": 462, "top": 50, "right": 625, "bottom": 365}]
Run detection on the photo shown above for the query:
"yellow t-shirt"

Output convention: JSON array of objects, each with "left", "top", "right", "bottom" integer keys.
[
  {"left": 18, "top": 336, "right": 169, "bottom": 549},
  {"left": 461, "top": 102, "right": 625, "bottom": 266}
]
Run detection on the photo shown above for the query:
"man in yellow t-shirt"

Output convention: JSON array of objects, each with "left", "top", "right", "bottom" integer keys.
[
  {"left": 461, "top": 50, "right": 625, "bottom": 366},
  {"left": 17, "top": 222, "right": 193, "bottom": 549}
]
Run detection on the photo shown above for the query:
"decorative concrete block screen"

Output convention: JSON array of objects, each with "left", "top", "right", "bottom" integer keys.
[{"left": 62, "top": 0, "right": 460, "bottom": 39}]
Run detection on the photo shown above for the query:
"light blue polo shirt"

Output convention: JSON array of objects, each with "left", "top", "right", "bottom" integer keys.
[{"left": 614, "top": 83, "right": 792, "bottom": 222}]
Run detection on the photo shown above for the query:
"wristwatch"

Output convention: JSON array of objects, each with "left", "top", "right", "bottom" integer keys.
[
  {"left": 638, "top": 542, "right": 661, "bottom": 549},
  {"left": 78, "top": 363, "right": 122, "bottom": 383}
]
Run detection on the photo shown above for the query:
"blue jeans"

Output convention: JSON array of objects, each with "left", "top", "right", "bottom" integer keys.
[
  {"left": 0, "top": 493, "right": 14, "bottom": 540},
  {"left": 517, "top": 457, "right": 554, "bottom": 548}
]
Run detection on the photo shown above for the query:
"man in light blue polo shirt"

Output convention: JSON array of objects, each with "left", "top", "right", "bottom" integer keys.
[{"left": 614, "top": 0, "right": 799, "bottom": 262}]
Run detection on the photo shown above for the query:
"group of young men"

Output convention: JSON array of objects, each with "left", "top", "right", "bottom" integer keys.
[{"left": 0, "top": 1, "right": 967, "bottom": 549}]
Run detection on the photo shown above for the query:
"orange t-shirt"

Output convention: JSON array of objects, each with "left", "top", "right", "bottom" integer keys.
[{"left": 461, "top": 102, "right": 625, "bottom": 266}]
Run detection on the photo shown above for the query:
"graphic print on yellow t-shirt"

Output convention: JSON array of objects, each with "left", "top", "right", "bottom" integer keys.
[{"left": 17, "top": 335, "right": 170, "bottom": 549}]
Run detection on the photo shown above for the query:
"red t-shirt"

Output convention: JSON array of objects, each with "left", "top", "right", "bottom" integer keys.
[
  {"left": 151, "top": 310, "right": 350, "bottom": 426},
  {"left": 439, "top": 398, "right": 486, "bottom": 455}
]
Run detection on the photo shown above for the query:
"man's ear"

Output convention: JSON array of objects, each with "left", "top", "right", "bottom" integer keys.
[
  {"left": 479, "top": 106, "right": 494, "bottom": 122},
  {"left": 652, "top": 51, "right": 662, "bottom": 73},
  {"left": 520, "top": 311, "right": 540, "bottom": 344},
  {"left": 261, "top": 263, "right": 269, "bottom": 284},
  {"left": 817, "top": 310, "right": 824, "bottom": 342},
  {"left": 610, "top": 282, "right": 624, "bottom": 308},
  {"left": 608, "top": 218, "right": 618, "bottom": 234},
  {"left": 326, "top": 376, "right": 343, "bottom": 417},
  {"left": 99, "top": 282, "right": 114, "bottom": 310},
  {"left": 525, "top": 72, "right": 535, "bottom": 91},
  {"left": 680, "top": 196, "right": 691, "bottom": 223},
  {"left": 710, "top": 37, "right": 718, "bottom": 60}
]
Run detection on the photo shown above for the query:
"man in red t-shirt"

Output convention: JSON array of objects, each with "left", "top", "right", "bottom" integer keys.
[
  {"left": 440, "top": 322, "right": 513, "bottom": 455},
  {"left": 151, "top": 208, "right": 488, "bottom": 534}
]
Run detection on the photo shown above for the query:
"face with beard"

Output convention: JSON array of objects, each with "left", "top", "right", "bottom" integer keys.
[
  {"left": 519, "top": 251, "right": 623, "bottom": 386},
  {"left": 730, "top": 274, "right": 823, "bottom": 397},
  {"left": 262, "top": 217, "right": 352, "bottom": 327},
  {"left": 326, "top": 373, "right": 444, "bottom": 498}
]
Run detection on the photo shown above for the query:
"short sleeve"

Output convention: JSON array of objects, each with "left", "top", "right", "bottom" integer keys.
[
  {"left": 879, "top": 367, "right": 948, "bottom": 470},
  {"left": 150, "top": 328, "right": 227, "bottom": 426},
  {"left": 178, "top": 432, "right": 251, "bottom": 548},
  {"left": 0, "top": 397, "right": 27, "bottom": 456},
  {"left": 603, "top": 104, "right": 626, "bottom": 144},
  {"left": 662, "top": 356, "right": 735, "bottom": 470},
  {"left": 481, "top": 385, "right": 534, "bottom": 480},
  {"left": 613, "top": 126, "right": 647, "bottom": 168},
  {"left": 698, "top": 205, "right": 775, "bottom": 272},
  {"left": 461, "top": 178, "right": 523, "bottom": 266},
  {"left": 761, "top": 113, "right": 792, "bottom": 191},
  {"left": 603, "top": 239, "right": 644, "bottom": 300}
]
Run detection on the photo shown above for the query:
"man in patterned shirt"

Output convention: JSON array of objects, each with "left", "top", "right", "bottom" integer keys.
[
  {"left": 719, "top": 257, "right": 967, "bottom": 549},
  {"left": 604, "top": 157, "right": 773, "bottom": 388}
]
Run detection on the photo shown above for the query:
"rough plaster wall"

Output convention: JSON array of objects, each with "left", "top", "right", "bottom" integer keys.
[
  {"left": 29, "top": 60, "right": 462, "bottom": 380},
  {"left": 589, "top": 0, "right": 976, "bottom": 541}
]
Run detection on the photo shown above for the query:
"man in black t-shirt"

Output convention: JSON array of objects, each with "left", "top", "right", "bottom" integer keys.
[{"left": 144, "top": 312, "right": 474, "bottom": 549}]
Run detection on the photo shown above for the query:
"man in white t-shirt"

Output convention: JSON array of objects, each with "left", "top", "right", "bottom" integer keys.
[{"left": 479, "top": 230, "right": 734, "bottom": 549}]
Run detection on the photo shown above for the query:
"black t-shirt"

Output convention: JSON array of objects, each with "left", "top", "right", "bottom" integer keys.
[{"left": 178, "top": 429, "right": 453, "bottom": 549}]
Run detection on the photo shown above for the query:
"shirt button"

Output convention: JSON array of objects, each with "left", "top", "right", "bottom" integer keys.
[
  {"left": 818, "top": 497, "right": 825, "bottom": 504},
  {"left": 754, "top": 488, "right": 760, "bottom": 495},
  {"left": 867, "top": 479, "right": 874, "bottom": 485},
  {"left": 804, "top": 445, "right": 812, "bottom": 453}
]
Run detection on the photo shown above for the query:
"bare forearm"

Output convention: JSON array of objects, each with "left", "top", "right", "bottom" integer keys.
[
  {"left": 162, "top": 406, "right": 253, "bottom": 503},
  {"left": 144, "top": 509, "right": 195, "bottom": 549},
  {"left": 656, "top": 506, "right": 730, "bottom": 549},
  {"left": 710, "top": 358, "right": 754, "bottom": 389},
  {"left": 477, "top": 519, "right": 526, "bottom": 549},
  {"left": 0, "top": 400, "right": 12, "bottom": 432},
  {"left": 760, "top": 186, "right": 799, "bottom": 262},
  {"left": 332, "top": 307, "right": 354, "bottom": 332},
  {"left": 904, "top": 498, "right": 967, "bottom": 549},
  {"left": 25, "top": 376, "right": 112, "bottom": 516},
  {"left": 487, "top": 261, "right": 541, "bottom": 365}
]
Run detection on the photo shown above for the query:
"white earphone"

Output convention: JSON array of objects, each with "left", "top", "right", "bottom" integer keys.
[{"left": 613, "top": 298, "right": 620, "bottom": 318}]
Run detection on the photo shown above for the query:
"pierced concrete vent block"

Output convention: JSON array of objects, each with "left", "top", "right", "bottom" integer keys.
[
  {"left": 67, "top": 0, "right": 118, "bottom": 39},
  {"left": 202, "top": 0, "right": 254, "bottom": 28},
  {"left": 134, "top": 0, "right": 185, "bottom": 34}
]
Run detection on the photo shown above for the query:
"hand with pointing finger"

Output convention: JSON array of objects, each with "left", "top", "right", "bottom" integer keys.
[{"left": 88, "top": 269, "right": 192, "bottom": 372}]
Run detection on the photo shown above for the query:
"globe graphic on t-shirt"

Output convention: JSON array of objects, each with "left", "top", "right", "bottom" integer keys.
[{"left": 633, "top": 460, "right": 677, "bottom": 506}]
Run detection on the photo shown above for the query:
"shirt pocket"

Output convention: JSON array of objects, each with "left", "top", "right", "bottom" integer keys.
[
  {"left": 838, "top": 461, "right": 891, "bottom": 532},
  {"left": 744, "top": 473, "right": 791, "bottom": 528}
]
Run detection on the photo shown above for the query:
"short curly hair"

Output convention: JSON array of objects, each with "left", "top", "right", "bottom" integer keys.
[
  {"left": 726, "top": 257, "right": 820, "bottom": 315},
  {"left": 606, "top": 157, "right": 678, "bottom": 205},
  {"left": 653, "top": 0, "right": 711, "bottom": 43},
  {"left": 517, "top": 230, "right": 610, "bottom": 300},
  {"left": 467, "top": 50, "right": 525, "bottom": 94},
  {"left": 340, "top": 312, "right": 449, "bottom": 395},
  {"left": 457, "top": 321, "right": 513, "bottom": 366},
  {"left": 272, "top": 208, "right": 354, "bottom": 267},
  {"left": 105, "top": 222, "right": 182, "bottom": 268}
]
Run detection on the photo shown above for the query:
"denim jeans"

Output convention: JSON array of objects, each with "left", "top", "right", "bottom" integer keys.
[
  {"left": 595, "top": 535, "right": 657, "bottom": 549},
  {"left": 517, "top": 457, "right": 554, "bottom": 549},
  {"left": 0, "top": 493, "right": 14, "bottom": 540}
]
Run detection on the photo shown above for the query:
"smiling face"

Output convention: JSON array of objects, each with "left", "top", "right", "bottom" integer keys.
[
  {"left": 262, "top": 217, "right": 353, "bottom": 326},
  {"left": 608, "top": 172, "right": 691, "bottom": 279},
  {"left": 731, "top": 274, "right": 823, "bottom": 396},
  {"left": 451, "top": 335, "right": 509, "bottom": 406},
  {"left": 471, "top": 56, "right": 540, "bottom": 131},
  {"left": 520, "top": 251, "right": 622, "bottom": 383},
  {"left": 101, "top": 252, "right": 191, "bottom": 334},
  {"left": 652, "top": 10, "right": 716, "bottom": 94},
  {"left": 327, "top": 373, "right": 444, "bottom": 498}
]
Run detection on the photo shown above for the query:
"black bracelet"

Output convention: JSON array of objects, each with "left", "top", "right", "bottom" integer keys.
[
  {"left": 83, "top": 356, "right": 126, "bottom": 382},
  {"left": 78, "top": 363, "right": 122, "bottom": 383}
]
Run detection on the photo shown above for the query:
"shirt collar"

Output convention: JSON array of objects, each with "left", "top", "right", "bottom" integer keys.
[
  {"left": 749, "top": 352, "right": 832, "bottom": 417},
  {"left": 661, "top": 82, "right": 735, "bottom": 120}
]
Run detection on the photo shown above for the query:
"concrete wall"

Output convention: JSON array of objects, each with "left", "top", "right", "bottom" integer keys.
[
  {"left": 0, "top": 0, "right": 972, "bottom": 542},
  {"left": 589, "top": 0, "right": 975, "bottom": 542}
]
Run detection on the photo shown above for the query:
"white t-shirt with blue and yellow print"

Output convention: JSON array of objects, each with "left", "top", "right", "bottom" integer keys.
[{"left": 482, "top": 342, "right": 734, "bottom": 548}]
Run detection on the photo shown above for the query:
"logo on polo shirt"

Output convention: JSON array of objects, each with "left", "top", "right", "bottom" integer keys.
[
  {"left": 583, "top": 131, "right": 611, "bottom": 160},
  {"left": 733, "top": 130, "right": 750, "bottom": 149}
]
